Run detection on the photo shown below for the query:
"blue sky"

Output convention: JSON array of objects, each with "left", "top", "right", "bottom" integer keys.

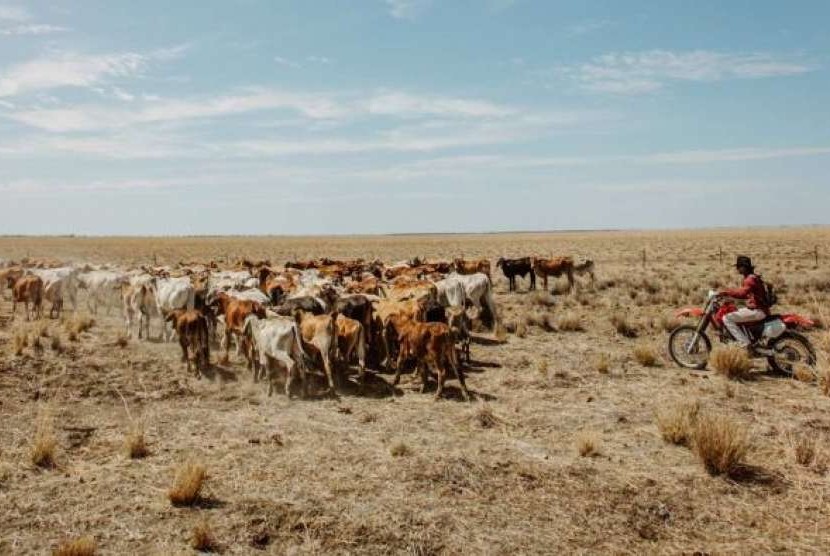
[{"left": 0, "top": 0, "right": 828, "bottom": 235}]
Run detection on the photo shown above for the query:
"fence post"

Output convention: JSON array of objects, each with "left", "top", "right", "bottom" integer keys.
[
  {"left": 641, "top": 248, "right": 647, "bottom": 268},
  {"left": 718, "top": 247, "right": 723, "bottom": 265},
  {"left": 815, "top": 246, "right": 819, "bottom": 267}
]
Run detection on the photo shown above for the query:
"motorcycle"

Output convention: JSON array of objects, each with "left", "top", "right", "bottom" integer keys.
[{"left": 668, "top": 290, "right": 816, "bottom": 374}]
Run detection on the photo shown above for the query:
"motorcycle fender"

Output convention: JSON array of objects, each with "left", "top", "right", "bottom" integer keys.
[
  {"left": 676, "top": 307, "right": 705, "bottom": 318},
  {"left": 781, "top": 314, "right": 815, "bottom": 330}
]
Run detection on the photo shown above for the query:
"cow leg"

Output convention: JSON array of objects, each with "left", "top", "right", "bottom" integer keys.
[
  {"left": 356, "top": 327, "right": 367, "bottom": 383},
  {"left": 419, "top": 362, "right": 429, "bottom": 394},
  {"left": 221, "top": 329, "right": 231, "bottom": 364}
]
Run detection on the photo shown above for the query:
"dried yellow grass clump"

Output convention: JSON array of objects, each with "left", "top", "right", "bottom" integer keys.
[
  {"left": 31, "top": 413, "right": 57, "bottom": 469},
  {"left": 692, "top": 413, "right": 750, "bottom": 476},
  {"left": 473, "top": 404, "right": 499, "bottom": 429},
  {"left": 557, "top": 312, "right": 585, "bottom": 332},
  {"left": 610, "top": 314, "right": 638, "bottom": 338},
  {"left": 820, "top": 366, "right": 830, "bottom": 397},
  {"left": 65, "top": 316, "right": 95, "bottom": 336},
  {"left": 710, "top": 346, "right": 753, "bottom": 380},
  {"left": 191, "top": 518, "right": 218, "bottom": 552},
  {"left": 168, "top": 462, "right": 207, "bottom": 506},
  {"left": 389, "top": 441, "right": 412, "bottom": 457},
  {"left": 595, "top": 353, "right": 611, "bottom": 374},
  {"left": 656, "top": 400, "right": 700, "bottom": 446},
  {"left": 633, "top": 344, "right": 659, "bottom": 367},
  {"left": 52, "top": 536, "right": 96, "bottom": 556},
  {"left": 125, "top": 424, "right": 149, "bottom": 459},
  {"left": 576, "top": 431, "right": 601, "bottom": 457},
  {"left": 115, "top": 333, "right": 129, "bottom": 349},
  {"left": 13, "top": 329, "right": 28, "bottom": 355},
  {"left": 793, "top": 435, "right": 816, "bottom": 467}
]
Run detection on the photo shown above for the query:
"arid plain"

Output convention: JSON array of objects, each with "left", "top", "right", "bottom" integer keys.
[{"left": 1, "top": 228, "right": 829, "bottom": 554}]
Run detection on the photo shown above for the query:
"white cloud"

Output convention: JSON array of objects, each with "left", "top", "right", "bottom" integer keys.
[
  {"left": 0, "top": 23, "right": 68, "bottom": 36},
  {"left": 274, "top": 55, "right": 300, "bottom": 69},
  {"left": 384, "top": 0, "right": 431, "bottom": 20},
  {"left": 0, "top": 4, "right": 28, "bottom": 21},
  {"left": 6, "top": 88, "right": 520, "bottom": 132},
  {"left": 0, "top": 45, "right": 187, "bottom": 97},
  {"left": 560, "top": 50, "right": 815, "bottom": 94},
  {"left": 306, "top": 55, "right": 332, "bottom": 64}
]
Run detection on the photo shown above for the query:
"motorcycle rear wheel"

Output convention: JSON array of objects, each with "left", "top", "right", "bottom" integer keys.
[
  {"left": 768, "top": 331, "right": 816, "bottom": 375},
  {"left": 668, "top": 325, "right": 712, "bottom": 370}
]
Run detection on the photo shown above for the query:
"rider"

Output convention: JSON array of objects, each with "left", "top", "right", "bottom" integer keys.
[{"left": 718, "top": 255, "right": 770, "bottom": 352}]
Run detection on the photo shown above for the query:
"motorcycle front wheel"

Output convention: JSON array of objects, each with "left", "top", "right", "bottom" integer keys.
[
  {"left": 668, "top": 325, "right": 712, "bottom": 370},
  {"left": 768, "top": 332, "right": 816, "bottom": 375}
]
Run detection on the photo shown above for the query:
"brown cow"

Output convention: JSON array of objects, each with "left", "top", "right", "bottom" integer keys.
[
  {"left": 453, "top": 257, "right": 491, "bottom": 280},
  {"left": 345, "top": 275, "right": 381, "bottom": 296},
  {"left": 372, "top": 297, "right": 429, "bottom": 370},
  {"left": 294, "top": 310, "right": 338, "bottom": 395},
  {"left": 387, "top": 314, "right": 470, "bottom": 401},
  {"left": 165, "top": 309, "right": 210, "bottom": 378},
  {"left": 209, "top": 291, "right": 266, "bottom": 367},
  {"left": 532, "top": 257, "right": 575, "bottom": 292},
  {"left": 8, "top": 274, "right": 43, "bottom": 320},
  {"left": 335, "top": 314, "right": 367, "bottom": 382}
]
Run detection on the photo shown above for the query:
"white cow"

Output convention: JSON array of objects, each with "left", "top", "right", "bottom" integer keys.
[
  {"left": 152, "top": 277, "right": 195, "bottom": 341},
  {"left": 435, "top": 277, "right": 466, "bottom": 309},
  {"left": 78, "top": 270, "right": 126, "bottom": 315},
  {"left": 228, "top": 288, "right": 271, "bottom": 305},
  {"left": 242, "top": 315, "right": 309, "bottom": 397},
  {"left": 121, "top": 282, "right": 158, "bottom": 339},
  {"left": 446, "top": 272, "right": 500, "bottom": 330}
]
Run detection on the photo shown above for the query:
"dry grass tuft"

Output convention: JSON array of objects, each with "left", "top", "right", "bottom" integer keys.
[
  {"left": 34, "top": 321, "right": 50, "bottom": 338},
  {"left": 576, "top": 431, "right": 601, "bottom": 457},
  {"left": 557, "top": 312, "right": 585, "bottom": 332},
  {"left": 525, "top": 311, "right": 556, "bottom": 332},
  {"left": 793, "top": 435, "right": 816, "bottom": 467},
  {"left": 633, "top": 344, "right": 659, "bottom": 367},
  {"left": 52, "top": 536, "right": 96, "bottom": 556},
  {"left": 656, "top": 400, "right": 700, "bottom": 446},
  {"left": 50, "top": 335, "right": 63, "bottom": 353},
  {"left": 125, "top": 423, "right": 149, "bottom": 459},
  {"left": 31, "top": 334, "right": 42, "bottom": 352},
  {"left": 115, "top": 333, "right": 129, "bottom": 349},
  {"left": 168, "top": 462, "right": 207, "bottom": 506},
  {"left": 710, "top": 346, "right": 753, "bottom": 380},
  {"left": 514, "top": 320, "right": 528, "bottom": 338},
  {"left": 13, "top": 329, "right": 28, "bottom": 355},
  {"left": 657, "top": 314, "right": 681, "bottom": 333},
  {"left": 191, "top": 518, "right": 218, "bottom": 552},
  {"left": 473, "top": 404, "right": 499, "bottom": 429},
  {"left": 389, "top": 441, "right": 412, "bottom": 457},
  {"left": 595, "top": 353, "right": 611, "bottom": 374},
  {"left": 820, "top": 365, "right": 830, "bottom": 397},
  {"left": 530, "top": 291, "right": 557, "bottom": 308},
  {"left": 65, "top": 316, "right": 95, "bottom": 336},
  {"left": 67, "top": 330, "right": 79, "bottom": 342},
  {"left": 692, "top": 412, "right": 750, "bottom": 476},
  {"left": 610, "top": 313, "right": 638, "bottom": 338},
  {"left": 493, "top": 322, "right": 508, "bottom": 342},
  {"left": 793, "top": 364, "right": 816, "bottom": 383},
  {"left": 30, "top": 412, "right": 57, "bottom": 469}
]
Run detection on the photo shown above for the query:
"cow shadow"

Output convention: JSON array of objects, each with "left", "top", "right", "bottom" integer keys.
[
  {"left": 336, "top": 371, "right": 401, "bottom": 399},
  {"left": 727, "top": 464, "right": 788, "bottom": 490},
  {"left": 470, "top": 335, "right": 504, "bottom": 347},
  {"left": 200, "top": 363, "right": 240, "bottom": 383}
]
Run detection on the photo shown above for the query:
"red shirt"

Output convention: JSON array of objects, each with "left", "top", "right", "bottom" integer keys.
[{"left": 723, "top": 274, "right": 769, "bottom": 313}]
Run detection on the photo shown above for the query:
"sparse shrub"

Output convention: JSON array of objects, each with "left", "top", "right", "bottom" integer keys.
[
  {"left": 692, "top": 412, "right": 750, "bottom": 476},
  {"left": 359, "top": 413, "right": 377, "bottom": 424},
  {"left": 168, "top": 462, "right": 207, "bottom": 506},
  {"left": 191, "top": 518, "right": 218, "bottom": 552},
  {"left": 610, "top": 314, "right": 638, "bottom": 338},
  {"left": 710, "top": 346, "right": 753, "bottom": 380},
  {"left": 474, "top": 404, "right": 499, "bottom": 429},
  {"left": 526, "top": 311, "right": 555, "bottom": 332},
  {"left": 390, "top": 441, "right": 411, "bottom": 457},
  {"left": 68, "top": 330, "right": 79, "bottom": 342},
  {"left": 125, "top": 423, "right": 149, "bottom": 459},
  {"left": 656, "top": 400, "right": 700, "bottom": 446},
  {"left": 595, "top": 353, "right": 611, "bottom": 375},
  {"left": 50, "top": 335, "right": 63, "bottom": 353},
  {"left": 31, "top": 412, "right": 57, "bottom": 469},
  {"left": 52, "top": 536, "right": 96, "bottom": 556},
  {"left": 530, "top": 291, "right": 556, "bottom": 308},
  {"left": 65, "top": 316, "right": 95, "bottom": 336},
  {"left": 115, "top": 333, "right": 129, "bottom": 349},
  {"left": 633, "top": 344, "right": 659, "bottom": 367},
  {"left": 13, "top": 329, "right": 28, "bottom": 355},
  {"left": 793, "top": 435, "right": 816, "bottom": 466},
  {"left": 557, "top": 312, "right": 584, "bottom": 332},
  {"left": 576, "top": 431, "right": 601, "bottom": 457}
]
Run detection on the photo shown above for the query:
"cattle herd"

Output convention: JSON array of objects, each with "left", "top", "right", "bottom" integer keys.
[{"left": 1, "top": 255, "right": 594, "bottom": 401}]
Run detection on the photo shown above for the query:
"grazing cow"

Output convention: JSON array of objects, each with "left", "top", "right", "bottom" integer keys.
[
  {"left": 228, "top": 288, "right": 271, "bottom": 305},
  {"left": 496, "top": 257, "right": 536, "bottom": 292},
  {"left": 372, "top": 298, "right": 429, "bottom": 370},
  {"left": 78, "top": 270, "right": 126, "bottom": 315},
  {"left": 573, "top": 259, "right": 596, "bottom": 284},
  {"left": 121, "top": 282, "right": 157, "bottom": 339},
  {"left": 345, "top": 275, "right": 381, "bottom": 296},
  {"left": 165, "top": 309, "right": 210, "bottom": 378},
  {"left": 435, "top": 277, "right": 466, "bottom": 309},
  {"left": 453, "top": 258, "right": 492, "bottom": 281},
  {"left": 386, "top": 314, "right": 470, "bottom": 401},
  {"left": 295, "top": 310, "right": 339, "bottom": 395},
  {"left": 273, "top": 296, "right": 326, "bottom": 316},
  {"left": 446, "top": 306, "right": 472, "bottom": 364},
  {"left": 335, "top": 314, "right": 367, "bottom": 382},
  {"left": 446, "top": 272, "right": 500, "bottom": 331},
  {"left": 8, "top": 275, "right": 43, "bottom": 320},
  {"left": 153, "top": 277, "right": 196, "bottom": 341},
  {"left": 208, "top": 291, "right": 266, "bottom": 367},
  {"left": 532, "top": 257, "right": 575, "bottom": 292},
  {"left": 31, "top": 267, "right": 79, "bottom": 312},
  {"left": 242, "top": 315, "right": 309, "bottom": 397},
  {"left": 42, "top": 279, "right": 64, "bottom": 319}
]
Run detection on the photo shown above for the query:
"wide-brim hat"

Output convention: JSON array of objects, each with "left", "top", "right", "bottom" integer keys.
[{"left": 735, "top": 255, "right": 753, "bottom": 268}]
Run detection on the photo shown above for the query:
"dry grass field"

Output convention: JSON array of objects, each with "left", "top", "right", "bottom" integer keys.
[{"left": 1, "top": 228, "right": 829, "bottom": 554}]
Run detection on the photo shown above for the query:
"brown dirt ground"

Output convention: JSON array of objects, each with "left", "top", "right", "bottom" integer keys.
[{"left": 1, "top": 229, "right": 829, "bottom": 554}]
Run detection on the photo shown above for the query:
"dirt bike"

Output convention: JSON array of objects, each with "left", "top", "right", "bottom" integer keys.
[{"left": 668, "top": 290, "right": 816, "bottom": 374}]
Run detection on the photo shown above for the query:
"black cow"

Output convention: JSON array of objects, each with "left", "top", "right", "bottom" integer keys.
[
  {"left": 496, "top": 257, "right": 536, "bottom": 292},
  {"left": 273, "top": 296, "right": 326, "bottom": 316}
]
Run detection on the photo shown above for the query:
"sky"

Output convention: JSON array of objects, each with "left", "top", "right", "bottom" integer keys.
[{"left": 0, "top": 0, "right": 828, "bottom": 235}]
